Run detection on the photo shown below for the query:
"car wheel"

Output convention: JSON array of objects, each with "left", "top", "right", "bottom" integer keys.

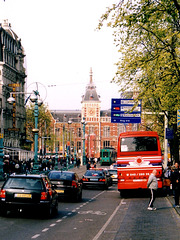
[
  {"left": 104, "top": 184, "right": 108, "bottom": 190},
  {"left": 1, "top": 207, "right": 7, "bottom": 217},
  {"left": 52, "top": 200, "right": 58, "bottom": 216},
  {"left": 43, "top": 205, "right": 53, "bottom": 218},
  {"left": 78, "top": 191, "right": 82, "bottom": 201}
]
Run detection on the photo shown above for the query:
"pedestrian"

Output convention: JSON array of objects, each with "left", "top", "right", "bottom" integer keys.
[
  {"left": 86, "top": 161, "right": 91, "bottom": 170},
  {"left": 163, "top": 165, "right": 171, "bottom": 196},
  {"left": 93, "top": 162, "right": 96, "bottom": 168},
  {"left": 76, "top": 158, "right": 80, "bottom": 168},
  {"left": 170, "top": 163, "right": 180, "bottom": 207},
  {"left": 147, "top": 169, "right": 158, "bottom": 211}
]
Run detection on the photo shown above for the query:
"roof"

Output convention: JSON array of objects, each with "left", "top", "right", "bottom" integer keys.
[
  {"left": 81, "top": 68, "right": 100, "bottom": 103},
  {"left": 1, "top": 19, "right": 19, "bottom": 41}
]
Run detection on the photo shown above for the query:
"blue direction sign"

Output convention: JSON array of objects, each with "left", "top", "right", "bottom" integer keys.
[
  {"left": 177, "top": 110, "right": 180, "bottom": 127},
  {"left": 111, "top": 98, "right": 141, "bottom": 123}
]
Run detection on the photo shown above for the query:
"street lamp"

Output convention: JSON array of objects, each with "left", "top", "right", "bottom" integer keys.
[
  {"left": 67, "top": 120, "right": 72, "bottom": 167},
  {"left": 7, "top": 90, "right": 43, "bottom": 173},
  {"left": 54, "top": 119, "right": 59, "bottom": 170},
  {"left": 81, "top": 117, "right": 86, "bottom": 165}
]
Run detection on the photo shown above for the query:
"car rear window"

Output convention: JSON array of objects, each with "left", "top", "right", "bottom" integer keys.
[
  {"left": 49, "top": 172, "right": 74, "bottom": 181},
  {"left": 85, "top": 170, "right": 104, "bottom": 177},
  {"left": 4, "top": 177, "right": 43, "bottom": 190}
]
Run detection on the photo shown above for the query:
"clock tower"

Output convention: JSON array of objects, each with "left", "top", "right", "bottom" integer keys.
[
  {"left": 81, "top": 68, "right": 101, "bottom": 159},
  {"left": 81, "top": 68, "right": 101, "bottom": 122}
]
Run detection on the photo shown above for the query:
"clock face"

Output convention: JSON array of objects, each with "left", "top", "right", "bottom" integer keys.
[{"left": 88, "top": 108, "right": 95, "bottom": 116}]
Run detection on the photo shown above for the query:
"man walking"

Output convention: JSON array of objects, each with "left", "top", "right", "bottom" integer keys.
[
  {"left": 147, "top": 169, "right": 158, "bottom": 211},
  {"left": 171, "top": 162, "right": 180, "bottom": 207}
]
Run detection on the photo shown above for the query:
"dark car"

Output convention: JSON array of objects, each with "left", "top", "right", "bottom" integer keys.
[
  {"left": 82, "top": 168, "right": 110, "bottom": 190},
  {"left": 48, "top": 170, "right": 82, "bottom": 202},
  {"left": 0, "top": 173, "right": 58, "bottom": 217}
]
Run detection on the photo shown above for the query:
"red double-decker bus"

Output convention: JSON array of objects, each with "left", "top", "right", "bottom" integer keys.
[{"left": 117, "top": 131, "right": 163, "bottom": 196}]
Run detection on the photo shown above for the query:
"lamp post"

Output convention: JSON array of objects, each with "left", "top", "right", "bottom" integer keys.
[
  {"left": 68, "top": 120, "right": 72, "bottom": 167},
  {"left": 54, "top": 119, "right": 59, "bottom": 170},
  {"left": 81, "top": 117, "right": 86, "bottom": 165},
  {"left": 7, "top": 90, "right": 43, "bottom": 174}
]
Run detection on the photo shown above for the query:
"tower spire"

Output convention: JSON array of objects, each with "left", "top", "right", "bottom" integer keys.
[{"left": 90, "top": 67, "right": 93, "bottom": 84}]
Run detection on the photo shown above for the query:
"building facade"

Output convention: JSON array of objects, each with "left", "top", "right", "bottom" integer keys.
[
  {"left": 50, "top": 69, "right": 127, "bottom": 161},
  {"left": 0, "top": 20, "right": 31, "bottom": 160}
]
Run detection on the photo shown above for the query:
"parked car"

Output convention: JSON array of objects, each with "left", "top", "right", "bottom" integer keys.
[
  {"left": 0, "top": 173, "right": 58, "bottom": 217},
  {"left": 82, "top": 168, "right": 111, "bottom": 190},
  {"left": 48, "top": 170, "right": 82, "bottom": 202},
  {"left": 108, "top": 169, "right": 118, "bottom": 184}
]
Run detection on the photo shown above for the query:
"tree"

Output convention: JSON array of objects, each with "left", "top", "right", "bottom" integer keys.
[
  {"left": 98, "top": 0, "right": 180, "bottom": 162},
  {"left": 26, "top": 103, "right": 53, "bottom": 153}
]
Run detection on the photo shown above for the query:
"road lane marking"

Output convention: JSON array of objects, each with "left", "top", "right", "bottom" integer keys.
[
  {"left": 56, "top": 219, "right": 62, "bottom": 223},
  {"left": 50, "top": 223, "right": 56, "bottom": 227},
  {"left": 92, "top": 199, "right": 124, "bottom": 240},
  {"left": 31, "top": 234, "right": 40, "bottom": 239},
  {"left": 31, "top": 189, "right": 107, "bottom": 239}
]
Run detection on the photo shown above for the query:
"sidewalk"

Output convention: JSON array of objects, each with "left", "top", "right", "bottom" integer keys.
[{"left": 167, "top": 195, "right": 180, "bottom": 215}]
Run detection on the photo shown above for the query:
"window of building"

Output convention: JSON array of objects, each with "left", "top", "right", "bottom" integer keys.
[
  {"left": 89, "top": 126, "right": 94, "bottom": 134},
  {"left": 103, "top": 141, "right": 110, "bottom": 148},
  {"left": 103, "top": 126, "right": 110, "bottom": 137},
  {"left": 77, "top": 141, "right": 81, "bottom": 151},
  {"left": 77, "top": 128, "right": 81, "bottom": 137}
]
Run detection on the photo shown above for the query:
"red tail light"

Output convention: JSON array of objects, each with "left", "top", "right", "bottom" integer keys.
[
  {"left": 72, "top": 180, "right": 78, "bottom": 188},
  {"left": 99, "top": 179, "right": 105, "bottom": 182},
  {"left": 49, "top": 189, "right": 52, "bottom": 196},
  {"left": 41, "top": 192, "right": 48, "bottom": 200},
  {"left": 0, "top": 190, "right": 5, "bottom": 198},
  {"left": 82, "top": 178, "right": 88, "bottom": 182}
]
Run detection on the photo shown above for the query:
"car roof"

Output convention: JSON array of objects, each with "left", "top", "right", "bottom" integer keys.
[
  {"left": 49, "top": 170, "right": 74, "bottom": 174},
  {"left": 88, "top": 168, "right": 104, "bottom": 171},
  {"left": 9, "top": 173, "right": 47, "bottom": 179}
]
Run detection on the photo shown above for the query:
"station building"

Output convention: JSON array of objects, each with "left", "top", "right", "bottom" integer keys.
[{"left": 49, "top": 69, "right": 138, "bottom": 160}]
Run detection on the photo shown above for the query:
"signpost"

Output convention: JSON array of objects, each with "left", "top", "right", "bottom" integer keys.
[
  {"left": 177, "top": 110, "right": 180, "bottom": 127},
  {"left": 111, "top": 98, "right": 141, "bottom": 123}
]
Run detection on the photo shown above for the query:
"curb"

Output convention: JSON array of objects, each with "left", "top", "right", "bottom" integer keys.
[{"left": 166, "top": 195, "right": 180, "bottom": 215}]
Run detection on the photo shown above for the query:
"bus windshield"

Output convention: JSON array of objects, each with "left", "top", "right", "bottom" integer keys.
[{"left": 120, "top": 136, "right": 158, "bottom": 152}]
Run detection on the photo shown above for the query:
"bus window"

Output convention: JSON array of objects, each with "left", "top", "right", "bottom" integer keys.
[{"left": 121, "top": 137, "right": 158, "bottom": 152}]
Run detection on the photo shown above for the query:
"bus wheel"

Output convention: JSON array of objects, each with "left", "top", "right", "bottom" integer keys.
[{"left": 120, "top": 190, "right": 127, "bottom": 198}]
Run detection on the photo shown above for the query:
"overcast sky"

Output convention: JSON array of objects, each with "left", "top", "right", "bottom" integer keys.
[{"left": 0, "top": 0, "right": 120, "bottom": 110}]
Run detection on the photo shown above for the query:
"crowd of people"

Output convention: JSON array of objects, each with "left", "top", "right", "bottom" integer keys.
[
  {"left": 2, "top": 155, "right": 81, "bottom": 177},
  {"left": 147, "top": 162, "right": 180, "bottom": 211}
]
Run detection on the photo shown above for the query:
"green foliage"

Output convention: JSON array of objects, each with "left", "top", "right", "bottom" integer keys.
[
  {"left": 26, "top": 104, "right": 53, "bottom": 148},
  {"left": 99, "top": 0, "right": 180, "bottom": 160}
]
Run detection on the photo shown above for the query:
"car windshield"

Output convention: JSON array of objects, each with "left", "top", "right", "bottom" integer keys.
[
  {"left": 4, "top": 177, "right": 43, "bottom": 190},
  {"left": 85, "top": 170, "right": 104, "bottom": 177},
  {"left": 49, "top": 172, "right": 74, "bottom": 181}
]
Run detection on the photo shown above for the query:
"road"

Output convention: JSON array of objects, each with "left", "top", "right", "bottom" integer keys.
[
  {"left": 0, "top": 183, "right": 180, "bottom": 240},
  {"left": 0, "top": 165, "right": 180, "bottom": 240}
]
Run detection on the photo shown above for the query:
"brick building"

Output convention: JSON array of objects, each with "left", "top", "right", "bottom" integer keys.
[{"left": 50, "top": 68, "right": 128, "bottom": 161}]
